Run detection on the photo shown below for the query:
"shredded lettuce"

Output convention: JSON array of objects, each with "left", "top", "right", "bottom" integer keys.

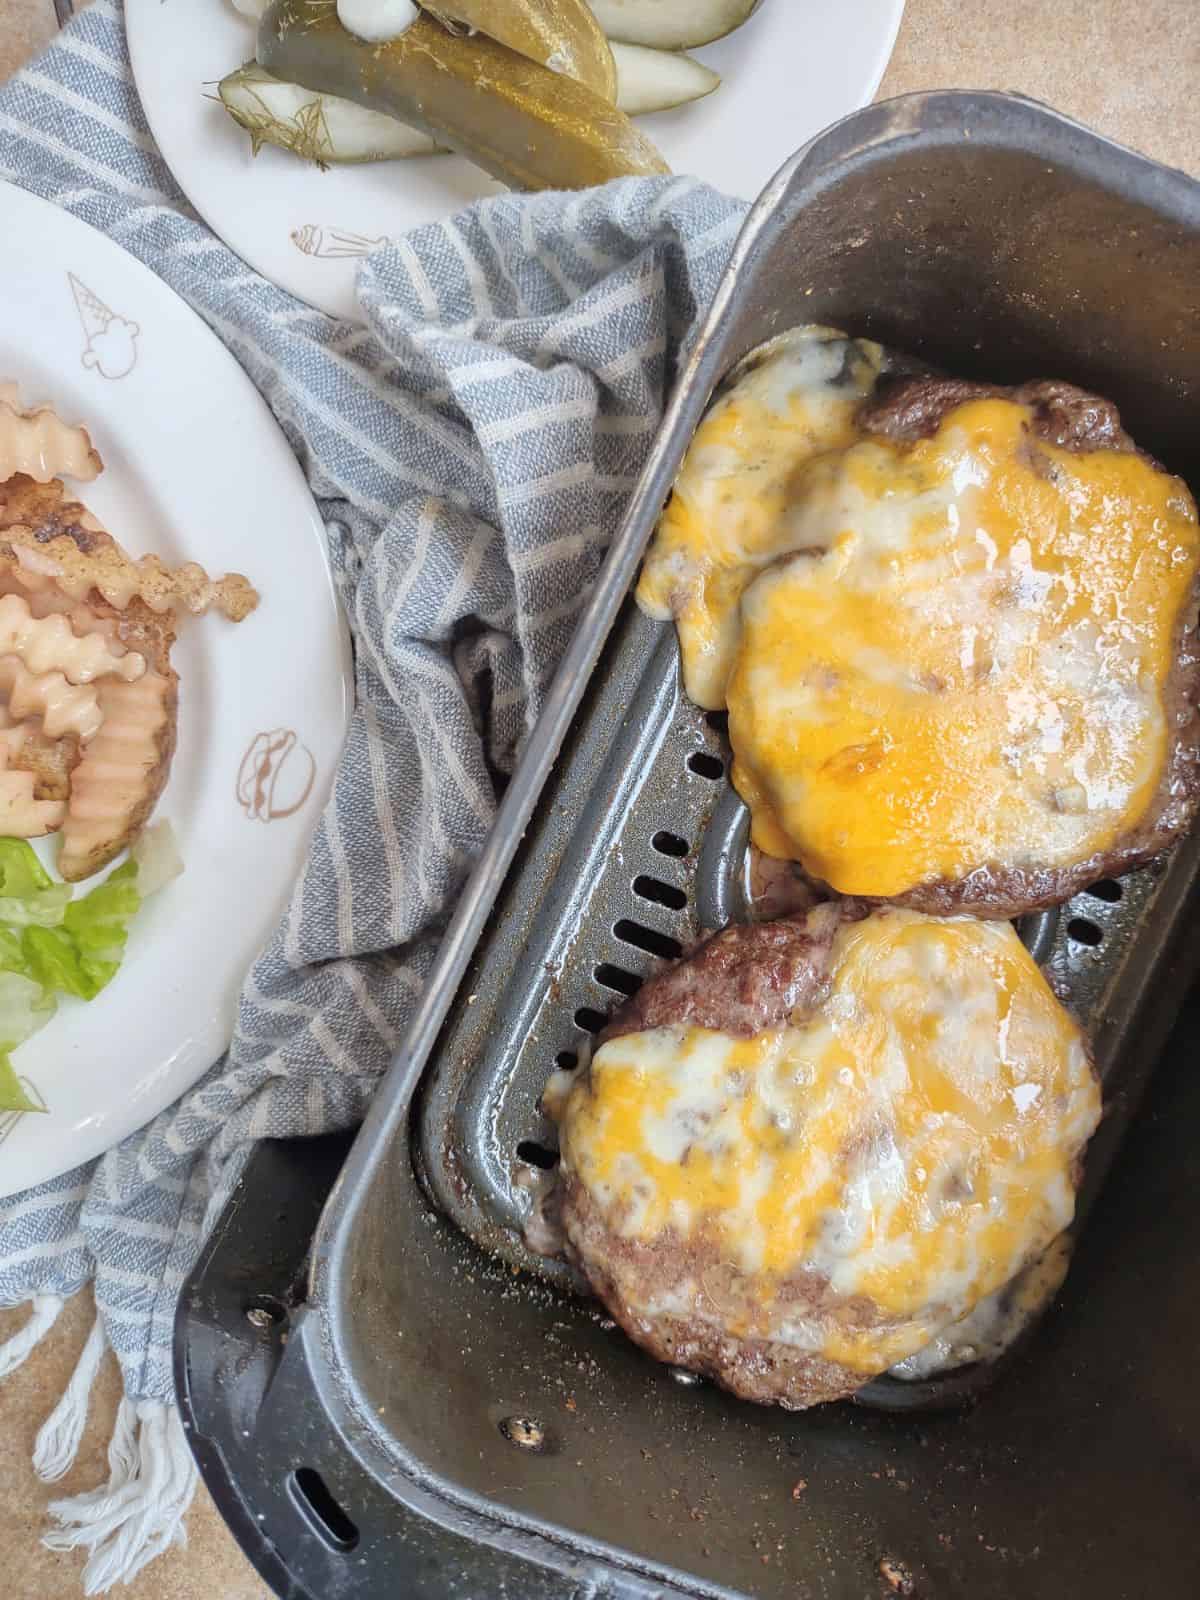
[
  {"left": 0, "top": 887, "right": 73, "bottom": 927},
  {"left": 0, "top": 839, "right": 72, "bottom": 926},
  {"left": 0, "top": 968, "right": 55, "bottom": 1113},
  {"left": 0, "top": 833, "right": 179, "bottom": 1114},
  {"left": 0, "top": 845, "right": 143, "bottom": 986},
  {"left": 0, "top": 839, "right": 52, "bottom": 897},
  {"left": 6, "top": 858, "right": 141, "bottom": 1002},
  {"left": 23, "top": 925, "right": 104, "bottom": 1002},
  {"left": 63, "top": 861, "right": 141, "bottom": 995},
  {"left": 133, "top": 821, "right": 185, "bottom": 899},
  {"left": 0, "top": 969, "right": 56, "bottom": 1047},
  {"left": 0, "top": 1054, "right": 41, "bottom": 1114},
  {"left": 0, "top": 926, "right": 28, "bottom": 976}
]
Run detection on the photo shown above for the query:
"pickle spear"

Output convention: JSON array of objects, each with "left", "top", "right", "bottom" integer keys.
[
  {"left": 219, "top": 62, "right": 443, "bottom": 162},
  {"left": 219, "top": 46, "right": 716, "bottom": 167},
  {"left": 424, "top": 1, "right": 617, "bottom": 104},
  {"left": 258, "top": 0, "right": 669, "bottom": 188}
]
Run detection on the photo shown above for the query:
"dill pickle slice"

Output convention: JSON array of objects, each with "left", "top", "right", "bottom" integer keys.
[
  {"left": 610, "top": 41, "right": 719, "bottom": 114},
  {"left": 258, "top": 0, "right": 668, "bottom": 188},
  {"left": 219, "top": 62, "right": 444, "bottom": 162},
  {"left": 423, "top": 0, "right": 617, "bottom": 103},
  {"left": 588, "top": 0, "right": 763, "bottom": 51},
  {"left": 218, "top": 48, "right": 716, "bottom": 173}
]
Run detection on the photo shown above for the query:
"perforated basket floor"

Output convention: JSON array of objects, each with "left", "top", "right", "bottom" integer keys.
[{"left": 415, "top": 595, "right": 1200, "bottom": 1408}]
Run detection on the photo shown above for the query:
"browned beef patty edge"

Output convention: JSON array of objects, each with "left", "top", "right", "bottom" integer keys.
[
  {"left": 858, "top": 375, "right": 1143, "bottom": 458},
  {"left": 559, "top": 1174, "right": 880, "bottom": 1409},
  {"left": 601, "top": 901, "right": 863, "bottom": 1042}
]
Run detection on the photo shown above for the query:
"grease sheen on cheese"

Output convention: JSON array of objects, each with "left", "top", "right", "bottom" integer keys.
[{"left": 558, "top": 912, "right": 1100, "bottom": 1373}]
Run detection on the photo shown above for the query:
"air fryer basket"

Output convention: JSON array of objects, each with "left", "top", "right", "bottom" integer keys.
[
  {"left": 177, "top": 93, "right": 1200, "bottom": 1600},
  {"left": 411, "top": 602, "right": 1200, "bottom": 1416}
]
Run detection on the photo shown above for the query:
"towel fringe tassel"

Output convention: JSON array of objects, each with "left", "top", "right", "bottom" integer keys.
[
  {"left": 33, "top": 1307, "right": 108, "bottom": 1482},
  {"left": 2, "top": 1297, "right": 199, "bottom": 1591},
  {"left": 0, "top": 1293, "right": 64, "bottom": 1378},
  {"left": 43, "top": 1399, "right": 198, "bottom": 1595}
]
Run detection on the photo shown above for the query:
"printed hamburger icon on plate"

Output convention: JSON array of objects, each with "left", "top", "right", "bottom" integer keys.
[{"left": 237, "top": 729, "right": 316, "bottom": 821}]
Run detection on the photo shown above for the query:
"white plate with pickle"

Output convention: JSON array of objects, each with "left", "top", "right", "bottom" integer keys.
[
  {"left": 126, "top": 0, "right": 906, "bottom": 320},
  {"left": 0, "top": 179, "right": 352, "bottom": 1197}
]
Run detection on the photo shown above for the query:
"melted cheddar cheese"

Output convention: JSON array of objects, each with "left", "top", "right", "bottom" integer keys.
[
  {"left": 558, "top": 912, "right": 1100, "bottom": 1374},
  {"left": 636, "top": 325, "right": 885, "bottom": 709},
  {"left": 638, "top": 326, "right": 1200, "bottom": 898},
  {"left": 726, "top": 398, "right": 1199, "bottom": 894}
]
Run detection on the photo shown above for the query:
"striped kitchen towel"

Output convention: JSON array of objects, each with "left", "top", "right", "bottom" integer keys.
[{"left": 0, "top": 0, "right": 746, "bottom": 1590}]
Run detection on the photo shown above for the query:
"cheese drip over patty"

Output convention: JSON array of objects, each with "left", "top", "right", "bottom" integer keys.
[
  {"left": 558, "top": 912, "right": 1100, "bottom": 1374},
  {"left": 637, "top": 324, "right": 886, "bottom": 710},
  {"left": 638, "top": 328, "right": 1200, "bottom": 898}
]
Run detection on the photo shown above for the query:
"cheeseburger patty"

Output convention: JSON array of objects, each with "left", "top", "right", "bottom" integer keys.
[
  {"left": 638, "top": 327, "right": 1200, "bottom": 916},
  {"left": 851, "top": 374, "right": 1200, "bottom": 915},
  {"left": 549, "top": 906, "right": 1101, "bottom": 1409}
]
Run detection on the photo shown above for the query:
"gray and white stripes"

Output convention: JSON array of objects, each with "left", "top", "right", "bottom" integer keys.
[{"left": 0, "top": 0, "right": 743, "bottom": 1460}]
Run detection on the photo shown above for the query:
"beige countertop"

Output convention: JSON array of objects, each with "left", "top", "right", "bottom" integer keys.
[{"left": 0, "top": 2, "right": 1197, "bottom": 1596}]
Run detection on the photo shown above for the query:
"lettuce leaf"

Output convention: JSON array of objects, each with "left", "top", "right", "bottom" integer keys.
[
  {"left": 0, "top": 839, "right": 172, "bottom": 1115},
  {"left": 0, "top": 969, "right": 55, "bottom": 1047},
  {"left": 0, "top": 838, "right": 52, "bottom": 898},
  {"left": 0, "top": 858, "right": 142, "bottom": 1001},
  {"left": 0, "top": 838, "right": 71, "bottom": 926},
  {"left": 0, "top": 1053, "right": 42, "bottom": 1114},
  {"left": 63, "top": 860, "right": 140, "bottom": 993}
]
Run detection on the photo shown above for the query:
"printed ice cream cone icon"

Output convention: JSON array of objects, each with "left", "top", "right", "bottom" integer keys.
[
  {"left": 68, "top": 272, "right": 140, "bottom": 380},
  {"left": 290, "top": 224, "right": 389, "bottom": 259}
]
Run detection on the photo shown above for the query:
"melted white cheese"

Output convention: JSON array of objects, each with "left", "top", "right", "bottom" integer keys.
[
  {"left": 889, "top": 1233, "right": 1073, "bottom": 1379},
  {"left": 636, "top": 325, "right": 886, "bottom": 710}
]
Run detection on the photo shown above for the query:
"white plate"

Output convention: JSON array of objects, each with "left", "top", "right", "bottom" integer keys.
[
  {"left": 0, "top": 180, "right": 352, "bottom": 1198},
  {"left": 127, "top": 0, "right": 906, "bottom": 320}
]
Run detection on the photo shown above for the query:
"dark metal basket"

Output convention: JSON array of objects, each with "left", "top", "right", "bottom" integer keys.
[{"left": 177, "top": 91, "right": 1200, "bottom": 1599}]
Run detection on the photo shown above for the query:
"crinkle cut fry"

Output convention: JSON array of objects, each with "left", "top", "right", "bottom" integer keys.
[
  {"left": 0, "top": 720, "right": 65, "bottom": 834},
  {"left": 56, "top": 597, "right": 179, "bottom": 883},
  {"left": 0, "top": 592, "right": 145, "bottom": 684},
  {"left": 0, "top": 474, "right": 258, "bottom": 622},
  {"left": 0, "top": 657, "right": 105, "bottom": 741},
  {"left": 0, "top": 380, "right": 102, "bottom": 483}
]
